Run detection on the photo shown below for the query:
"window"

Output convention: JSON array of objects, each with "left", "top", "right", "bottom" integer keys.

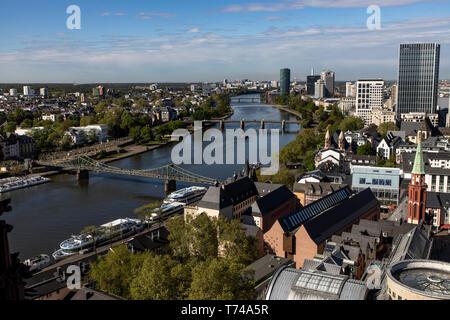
[
  {"left": 386, "top": 179, "right": 392, "bottom": 186},
  {"left": 372, "top": 179, "right": 379, "bottom": 185},
  {"left": 359, "top": 178, "right": 366, "bottom": 184}
]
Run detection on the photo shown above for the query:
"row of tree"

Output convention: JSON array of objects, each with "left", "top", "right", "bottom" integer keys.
[{"left": 88, "top": 214, "right": 258, "bottom": 300}]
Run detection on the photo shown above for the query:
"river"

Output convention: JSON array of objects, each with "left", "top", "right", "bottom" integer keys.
[{"left": 3, "top": 94, "right": 300, "bottom": 259}]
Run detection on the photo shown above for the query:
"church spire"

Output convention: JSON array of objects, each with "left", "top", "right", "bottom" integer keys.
[
  {"left": 412, "top": 136, "right": 425, "bottom": 175},
  {"left": 325, "top": 129, "right": 331, "bottom": 149}
]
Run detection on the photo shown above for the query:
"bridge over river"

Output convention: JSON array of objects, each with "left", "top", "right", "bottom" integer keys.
[{"left": 35, "top": 156, "right": 220, "bottom": 194}]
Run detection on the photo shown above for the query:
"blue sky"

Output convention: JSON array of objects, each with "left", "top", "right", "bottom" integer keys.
[{"left": 0, "top": 0, "right": 449, "bottom": 83}]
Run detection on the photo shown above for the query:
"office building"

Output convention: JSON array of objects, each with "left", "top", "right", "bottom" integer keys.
[
  {"left": 355, "top": 79, "right": 384, "bottom": 126},
  {"left": 346, "top": 82, "right": 356, "bottom": 97},
  {"left": 314, "top": 79, "right": 326, "bottom": 99},
  {"left": 396, "top": 43, "right": 440, "bottom": 118},
  {"left": 307, "top": 75, "right": 320, "bottom": 95},
  {"left": 23, "top": 86, "right": 33, "bottom": 96},
  {"left": 40, "top": 88, "right": 48, "bottom": 98},
  {"left": 351, "top": 166, "right": 401, "bottom": 211},
  {"left": 9, "top": 89, "right": 17, "bottom": 97},
  {"left": 92, "top": 86, "right": 104, "bottom": 97},
  {"left": 321, "top": 70, "right": 335, "bottom": 97},
  {"left": 280, "top": 68, "right": 290, "bottom": 96}
]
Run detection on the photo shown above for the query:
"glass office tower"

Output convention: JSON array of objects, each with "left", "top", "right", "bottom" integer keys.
[
  {"left": 396, "top": 43, "right": 440, "bottom": 118},
  {"left": 280, "top": 68, "right": 291, "bottom": 96}
]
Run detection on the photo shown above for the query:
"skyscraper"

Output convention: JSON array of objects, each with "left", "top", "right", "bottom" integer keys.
[
  {"left": 321, "top": 70, "right": 335, "bottom": 97},
  {"left": 280, "top": 68, "right": 290, "bottom": 96},
  {"left": 396, "top": 43, "right": 440, "bottom": 118},
  {"left": 307, "top": 74, "right": 320, "bottom": 95}
]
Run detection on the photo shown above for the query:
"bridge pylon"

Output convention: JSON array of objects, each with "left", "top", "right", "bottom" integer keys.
[
  {"left": 77, "top": 169, "right": 89, "bottom": 181},
  {"left": 165, "top": 179, "right": 176, "bottom": 195}
]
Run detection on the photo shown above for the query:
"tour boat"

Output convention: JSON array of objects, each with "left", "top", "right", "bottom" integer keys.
[
  {"left": 24, "top": 254, "right": 52, "bottom": 273},
  {"left": 52, "top": 218, "right": 144, "bottom": 261},
  {"left": 163, "top": 186, "right": 207, "bottom": 205},
  {"left": 150, "top": 201, "right": 185, "bottom": 221},
  {"left": 0, "top": 176, "right": 50, "bottom": 193}
]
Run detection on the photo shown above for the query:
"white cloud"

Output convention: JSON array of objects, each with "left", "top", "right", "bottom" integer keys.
[
  {"left": 187, "top": 28, "right": 200, "bottom": 33},
  {"left": 1, "top": 15, "right": 449, "bottom": 82},
  {"left": 222, "top": 0, "right": 438, "bottom": 13}
]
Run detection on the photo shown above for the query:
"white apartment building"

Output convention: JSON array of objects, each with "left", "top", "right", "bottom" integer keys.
[
  {"left": 9, "top": 89, "right": 18, "bottom": 97},
  {"left": 345, "top": 82, "right": 356, "bottom": 97},
  {"left": 69, "top": 125, "right": 109, "bottom": 143},
  {"left": 355, "top": 79, "right": 384, "bottom": 126},
  {"left": 23, "top": 86, "right": 34, "bottom": 96},
  {"left": 40, "top": 88, "right": 48, "bottom": 97},
  {"left": 401, "top": 112, "right": 439, "bottom": 127},
  {"left": 371, "top": 108, "right": 396, "bottom": 126},
  {"left": 339, "top": 97, "right": 355, "bottom": 113}
]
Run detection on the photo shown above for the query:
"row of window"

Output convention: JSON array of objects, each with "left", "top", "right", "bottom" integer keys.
[{"left": 359, "top": 178, "right": 392, "bottom": 186}]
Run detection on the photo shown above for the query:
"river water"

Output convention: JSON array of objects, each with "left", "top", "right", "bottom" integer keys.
[{"left": 3, "top": 94, "right": 300, "bottom": 259}]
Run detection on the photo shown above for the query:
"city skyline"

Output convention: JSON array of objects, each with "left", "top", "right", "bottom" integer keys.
[{"left": 0, "top": 1, "right": 450, "bottom": 82}]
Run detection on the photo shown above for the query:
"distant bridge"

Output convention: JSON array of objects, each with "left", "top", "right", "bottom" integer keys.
[
  {"left": 231, "top": 97, "right": 261, "bottom": 103},
  {"left": 183, "top": 119, "right": 301, "bottom": 131},
  {"left": 36, "top": 156, "right": 219, "bottom": 193}
]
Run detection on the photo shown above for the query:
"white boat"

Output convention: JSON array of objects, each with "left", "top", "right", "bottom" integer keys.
[
  {"left": 24, "top": 254, "right": 52, "bottom": 272},
  {"left": 52, "top": 218, "right": 145, "bottom": 261},
  {"left": 163, "top": 186, "right": 207, "bottom": 205},
  {"left": 0, "top": 176, "right": 50, "bottom": 193},
  {"left": 150, "top": 201, "right": 185, "bottom": 221}
]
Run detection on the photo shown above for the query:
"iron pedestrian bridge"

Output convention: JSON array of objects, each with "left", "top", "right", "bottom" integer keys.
[{"left": 35, "top": 156, "right": 219, "bottom": 192}]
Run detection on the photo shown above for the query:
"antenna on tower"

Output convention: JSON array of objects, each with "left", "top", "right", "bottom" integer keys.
[{"left": 311, "top": 67, "right": 314, "bottom": 76}]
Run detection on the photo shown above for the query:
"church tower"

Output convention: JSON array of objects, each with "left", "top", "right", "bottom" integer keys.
[
  {"left": 338, "top": 130, "right": 345, "bottom": 150},
  {"left": 407, "top": 137, "right": 427, "bottom": 224},
  {"left": 325, "top": 129, "right": 331, "bottom": 149}
]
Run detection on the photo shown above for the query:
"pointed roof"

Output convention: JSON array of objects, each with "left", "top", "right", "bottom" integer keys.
[
  {"left": 325, "top": 129, "right": 330, "bottom": 140},
  {"left": 412, "top": 136, "right": 425, "bottom": 175}
]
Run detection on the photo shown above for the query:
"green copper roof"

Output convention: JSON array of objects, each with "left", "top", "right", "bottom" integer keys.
[{"left": 412, "top": 136, "right": 425, "bottom": 175}]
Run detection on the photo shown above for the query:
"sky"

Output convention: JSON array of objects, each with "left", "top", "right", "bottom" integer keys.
[{"left": 0, "top": 0, "right": 449, "bottom": 83}]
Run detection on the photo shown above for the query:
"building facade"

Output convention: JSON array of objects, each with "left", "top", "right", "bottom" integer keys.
[
  {"left": 351, "top": 166, "right": 401, "bottom": 211},
  {"left": 396, "top": 43, "right": 440, "bottom": 118},
  {"left": 306, "top": 75, "right": 320, "bottom": 95},
  {"left": 355, "top": 79, "right": 384, "bottom": 126},
  {"left": 321, "top": 70, "right": 335, "bottom": 98},
  {"left": 280, "top": 68, "right": 291, "bottom": 96}
]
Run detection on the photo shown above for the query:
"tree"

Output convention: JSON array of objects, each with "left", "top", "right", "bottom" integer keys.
[
  {"left": 5, "top": 121, "right": 17, "bottom": 133},
  {"left": 130, "top": 254, "right": 191, "bottom": 300},
  {"left": 339, "top": 116, "right": 364, "bottom": 132},
  {"left": 188, "top": 258, "right": 255, "bottom": 300},
  {"left": 357, "top": 143, "right": 376, "bottom": 156},
  {"left": 89, "top": 245, "right": 145, "bottom": 299},
  {"left": 377, "top": 122, "right": 399, "bottom": 138}
]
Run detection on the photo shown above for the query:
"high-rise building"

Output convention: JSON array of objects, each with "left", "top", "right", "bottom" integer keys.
[
  {"left": 396, "top": 43, "right": 440, "bottom": 118},
  {"left": 280, "top": 68, "right": 290, "bottom": 96},
  {"left": 321, "top": 70, "right": 335, "bottom": 97},
  {"left": 40, "top": 88, "right": 48, "bottom": 98},
  {"left": 314, "top": 79, "right": 326, "bottom": 99},
  {"left": 345, "top": 82, "right": 356, "bottom": 98},
  {"left": 307, "top": 75, "right": 320, "bottom": 95},
  {"left": 355, "top": 79, "right": 384, "bottom": 126},
  {"left": 9, "top": 89, "right": 17, "bottom": 97},
  {"left": 92, "top": 86, "right": 104, "bottom": 97},
  {"left": 407, "top": 137, "right": 427, "bottom": 225},
  {"left": 23, "top": 86, "right": 33, "bottom": 96}
]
